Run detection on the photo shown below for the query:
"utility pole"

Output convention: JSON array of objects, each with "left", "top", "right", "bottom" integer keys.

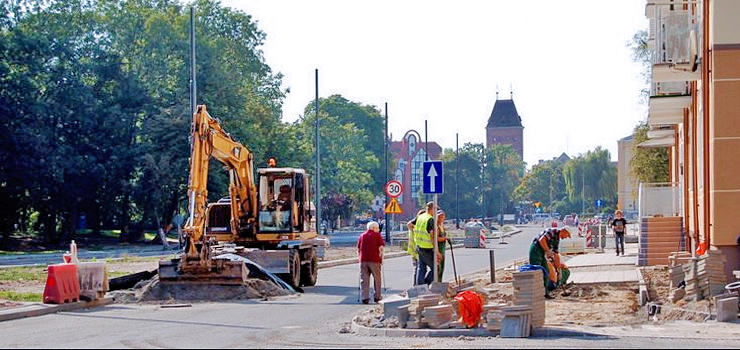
[
  {"left": 189, "top": 7, "right": 196, "bottom": 116},
  {"left": 456, "top": 133, "right": 459, "bottom": 229},
  {"left": 425, "top": 120, "right": 429, "bottom": 204},
  {"left": 315, "top": 69, "right": 321, "bottom": 233},
  {"left": 384, "top": 102, "right": 389, "bottom": 242}
]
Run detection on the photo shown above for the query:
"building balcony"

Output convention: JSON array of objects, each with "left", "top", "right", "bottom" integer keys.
[
  {"left": 645, "top": 2, "right": 701, "bottom": 82},
  {"left": 647, "top": 95, "right": 690, "bottom": 127}
]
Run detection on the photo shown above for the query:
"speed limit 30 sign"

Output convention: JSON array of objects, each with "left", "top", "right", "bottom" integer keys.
[{"left": 385, "top": 180, "right": 403, "bottom": 198}]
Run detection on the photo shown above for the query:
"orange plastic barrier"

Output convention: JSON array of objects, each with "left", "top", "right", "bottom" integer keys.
[{"left": 43, "top": 263, "right": 80, "bottom": 304}]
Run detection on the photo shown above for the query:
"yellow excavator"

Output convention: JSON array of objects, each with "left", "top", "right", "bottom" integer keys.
[{"left": 158, "top": 104, "right": 327, "bottom": 287}]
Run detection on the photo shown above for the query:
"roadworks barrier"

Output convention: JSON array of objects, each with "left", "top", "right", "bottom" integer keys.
[{"left": 43, "top": 263, "right": 81, "bottom": 304}]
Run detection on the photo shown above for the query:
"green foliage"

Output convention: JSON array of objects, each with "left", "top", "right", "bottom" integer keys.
[
  {"left": 629, "top": 122, "right": 669, "bottom": 184},
  {"left": 438, "top": 143, "right": 524, "bottom": 221},
  {"left": 562, "top": 147, "right": 617, "bottom": 214},
  {"left": 292, "top": 97, "right": 381, "bottom": 225},
  {"left": 0, "top": 0, "right": 286, "bottom": 245}
]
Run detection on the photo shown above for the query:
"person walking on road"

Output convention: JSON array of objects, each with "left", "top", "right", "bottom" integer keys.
[
  {"left": 407, "top": 202, "right": 441, "bottom": 286},
  {"left": 528, "top": 226, "right": 571, "bottom": 297},
  {"left": 357, "top": 221, "right": 385, "bottom": 304},
  {"left": 610, "top": 210, "right": 627, "bottom": 256}
]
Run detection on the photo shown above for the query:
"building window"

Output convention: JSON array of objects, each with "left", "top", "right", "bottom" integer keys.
[{"left": 411, "top": 149, "right": 427, "bottom": 199}]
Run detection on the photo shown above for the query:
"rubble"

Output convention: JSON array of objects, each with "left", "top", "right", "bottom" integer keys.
[{"left": 107, "top": 275, "right": 292, "bottom": 303}]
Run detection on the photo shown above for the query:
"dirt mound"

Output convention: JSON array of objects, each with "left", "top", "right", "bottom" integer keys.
[{"left": 108, "top": 276, "right": 292, "bottom": 303}]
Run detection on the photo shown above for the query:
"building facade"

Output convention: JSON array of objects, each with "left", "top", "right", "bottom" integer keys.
[
  {"left": 389, "top": 130, "right": 442, "bottom": 220},
  {"left": 642, "top": 0, "right": 740, "bottom": 279}
]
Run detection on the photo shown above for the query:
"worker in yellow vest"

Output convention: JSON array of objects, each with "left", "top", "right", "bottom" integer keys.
[{"left": 406, "top": 202, "right": 441, "bottom": 286}]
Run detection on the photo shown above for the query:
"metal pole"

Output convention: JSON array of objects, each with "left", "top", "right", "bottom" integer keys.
[
  {"left": 189, "top": 7, "right": 196, "bottom": 115},
  {"left": 489, "top": 249, "right": 496, "bottom": 283},
  {"left": 456, "top": 133, "right": 459, "bottom": 229},
  {"left": 384, "top": 102, "right": 389, "bottom": 243},
  {"left": 425, "top": 120, "right": 429, "bottom": 204},
  {"left": 315, "top": 69, "right": 321, "bottom": 232},
  {"left": 433, "top": 194, "right": 438, "bottom": 283}
]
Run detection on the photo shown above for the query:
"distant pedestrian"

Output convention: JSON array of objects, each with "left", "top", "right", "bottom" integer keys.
[
  {"left": 610, "top": 210, "right": 627, "bottom": 256},
  {"left": 357, "top": 221, "right": 385, "bottom": 304},
  {"left": 407, "top": 202, "right": 441, "bottom": 286}
]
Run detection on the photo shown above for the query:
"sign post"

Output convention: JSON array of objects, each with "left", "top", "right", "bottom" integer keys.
[{"left": 423, "top": 161, "right": 443, "bottom": 283}]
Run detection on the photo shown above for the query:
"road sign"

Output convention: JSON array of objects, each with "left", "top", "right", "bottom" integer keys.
[
  {"left": 595, "top": 199, "right": 603, "bottom": 207},
  {"left": 385, "top": 197, "right": 403, "bottom": 214},
  {"left": 385, "top": 180, "right": 403, "bottom": 198},
  {"left": 422, "top": 161, "right": 443, "bottom": 194},
  {"left": 534, "top": 201, "right": 541, "bottom": 208}
]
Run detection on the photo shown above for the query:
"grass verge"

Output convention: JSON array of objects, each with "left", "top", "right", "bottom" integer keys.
[{"left": 0, "top": 291, "right": 42, "bottom": 302}]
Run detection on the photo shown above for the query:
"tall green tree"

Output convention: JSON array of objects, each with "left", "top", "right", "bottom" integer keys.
[
  {"left": 293, "top": 99, "right": 380, "bottom": 226},
  {"left": 513, "top": 160, "right": 566, "bottom": 215},
  {"left": 439, "top": 143, "right": 484, "bottom": 222},
  {"left": 562, "top": 147, "right": 617, "bottom": 215}
]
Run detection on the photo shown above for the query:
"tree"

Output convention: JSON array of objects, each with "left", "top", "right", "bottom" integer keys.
[
  {"left": 439, "top": 143, "right": 484, "bottom": 221},
  {"left": 629, "top": 122, "right": 669, "bottom": 185},
  {"left": 562, "top": 147, "right": 617, "bottom": 215},
  {"left": 513, "top": 160, "right": 566, "bottom": 216},
  {"left": 293, "top": 103, "right": 379, "bottom": 227}
]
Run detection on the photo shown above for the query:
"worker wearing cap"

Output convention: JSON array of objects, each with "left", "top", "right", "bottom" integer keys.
[
  {"left": 407, "top": 202, "right": 441, "bottom": 286},
  {"left": 435, "top": 210, "right": 448, "bottom": 282},
  {"left": 529, "top": 227, "right": 571, "bottom": 294}
]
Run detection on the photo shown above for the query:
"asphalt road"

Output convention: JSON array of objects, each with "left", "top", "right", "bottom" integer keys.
[{"left": 3, "top": 225, "right": 734, "bottom": 348}]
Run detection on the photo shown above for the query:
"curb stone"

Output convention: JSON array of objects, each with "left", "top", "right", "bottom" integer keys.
[
  {"left": 350, "top": 320, "right": 607, "bottom": 338},
  {"left": 0, "top": 297, "right": 113, "bottom": 322}
]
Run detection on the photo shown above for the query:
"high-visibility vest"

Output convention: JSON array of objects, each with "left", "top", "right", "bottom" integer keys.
[{"left": 413, "top": 213, "right": 434, "bottom": 249}]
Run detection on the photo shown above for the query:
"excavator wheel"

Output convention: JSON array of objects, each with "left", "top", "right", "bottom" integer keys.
[
  {"left": 278, "top": 248, "right": 301, "bottom": 288},
  {"left": 300, "top": 248, "right": 318, "bottom": 287}
]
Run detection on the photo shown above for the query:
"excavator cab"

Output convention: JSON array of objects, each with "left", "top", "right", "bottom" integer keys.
[{"left": 256, "top": 168, "right": 311, "bottom": 236}]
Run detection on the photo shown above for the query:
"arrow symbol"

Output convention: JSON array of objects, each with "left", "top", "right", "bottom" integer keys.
[{"left": 427, "top": 164, "right": 438, "bottom": 192}]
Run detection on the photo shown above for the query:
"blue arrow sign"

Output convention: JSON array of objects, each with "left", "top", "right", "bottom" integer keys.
[
  {"left": 423, "top": 161, "right": 443, "bottom": 194},
  {"left": 595, "top": 199, "right": 603, "bottom": 207}
]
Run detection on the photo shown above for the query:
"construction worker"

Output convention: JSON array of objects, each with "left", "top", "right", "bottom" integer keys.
[
  {"left": 407, "top": 209, "right": 425, "bottom": 285},
  {"left": 529, "top": 226, "right": 571, "bottom": 297},
  {"left": 406, "top": 202, "right": 441, "bottom": 286},
  {"left": 435, "top": 210, "right": 447, "bottom": 282},
  {"left": 546, "top": 252, "right": 571, "bottom": 288}
]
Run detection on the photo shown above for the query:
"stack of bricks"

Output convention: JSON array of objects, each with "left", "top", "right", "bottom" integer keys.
[
  {"left": 406, "top": 294, "right": 442, "bottom": 328},
  {"left": 512, "top": 269, "right": 545, "bottom": 328},
  {"left": 483, "top": 303, "right": 507, "bottom": 331},
  {"left": 683, "top": 259, "right": 699, "bottom": 300},
  {"left": 421, "top": 304, "right": 454, "bottom": 329},
  {"left": 683, "top": 248, "right": 727, "bottom": 301},
  {"left": 500, "top": 305, "right": 533, "bottom": 338},
  {"left": 697, "top": 248, "right": 727, "bottom": 298}
]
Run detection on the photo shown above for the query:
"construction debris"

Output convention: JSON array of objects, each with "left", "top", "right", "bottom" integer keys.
[{"left": 107, "top": 275, "right": 292, "bottom": 303}]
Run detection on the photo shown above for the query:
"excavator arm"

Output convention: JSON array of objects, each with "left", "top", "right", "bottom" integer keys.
[{"left": 183, "top": 104, "right": 258, "bottom": 262}]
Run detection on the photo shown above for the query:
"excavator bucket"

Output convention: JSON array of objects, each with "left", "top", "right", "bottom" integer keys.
[{"left": 158, "top": 257, "right": 249, "bottom": 285}]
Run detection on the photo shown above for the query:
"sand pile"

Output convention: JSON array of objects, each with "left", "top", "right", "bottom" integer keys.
[{"left": 108, "top": 275, "right": 292, "bottom": 303}]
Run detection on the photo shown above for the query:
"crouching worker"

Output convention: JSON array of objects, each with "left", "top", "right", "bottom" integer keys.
[
  {"left": 546, "top": 252, "right": 570, "bottom": 289},
  {"left": 528, "top": 226, "right": 571, "bottom": 297}
]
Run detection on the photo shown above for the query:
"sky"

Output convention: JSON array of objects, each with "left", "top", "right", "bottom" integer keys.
[{"left": 220, "top": 0, "right": 649, "bottom": 168}]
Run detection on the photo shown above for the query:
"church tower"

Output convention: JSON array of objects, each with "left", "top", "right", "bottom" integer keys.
[{"left": 485, "top": 91, "right": 524, "bottom": 159}]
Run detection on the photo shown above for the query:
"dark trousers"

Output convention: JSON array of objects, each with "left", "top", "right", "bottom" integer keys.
[
  {"left": 416, "top": 248, "right": 434, "bottom": 286},
  {"left": 614, "top": 232, "right": 625, "bottom": 255}
]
